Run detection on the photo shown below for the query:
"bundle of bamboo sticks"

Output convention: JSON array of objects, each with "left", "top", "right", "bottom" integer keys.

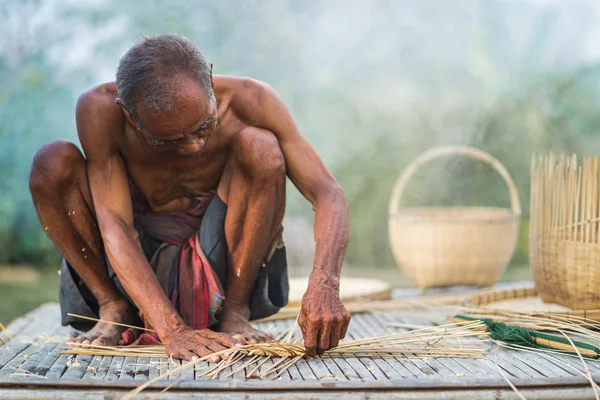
[
  {"left": 530, "top": 153, "right": 600, "bottom": 309},
  {"left": 63, "top": 320, "right": 489, "bottom": 361},
  {"left": 62, "top": 320, "right": 489, "bottom": 398}
]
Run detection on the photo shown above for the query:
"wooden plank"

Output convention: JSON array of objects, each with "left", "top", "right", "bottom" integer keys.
[
  {"left": 257, "top": 321, "right": 293, "bottom": 381},
  {"left": 193, "top": 361, "right": 212, "bottom": 380},
  {"left": 104, "top": 356, "right": 125, "bottom": 382},
  {"left": 504, "top": 347, "right": 575, "bottom": 378},
  {"left": 319, "top": 356, "right": 349, "bottom": 381},
  {"left": 91, "top": 356, "right": 112, "bottom": 380},
  {"left": 361, "top": 312, "right": 446, "bottom": 379},
  {"left": 62, "top": 354, "right": 93, "bottom": 380},
  {"left": 33, "top": 343, "right": 64, "bottom": 378},
  {"left": 294, "top": 358, "right": 318, "bottom": 381},
  {"left": 0, "top": 342, "right": 31, "bottom": 371},
  {"left": 227, "top": 355, "right": 249, "bottom": 380},
  {"left": 0, "top": 386, "right": 599, "bottom": 400},
  {"left": 168, "top": 358, "right": 182, "bottom": 380},
  {"left": 492, "top": 347, "right": 543, "bottom": 378},
  {"left": 337, "top": 356, "right": 375, "bottom": 380},
  {"left": 45, "top": 354, "right": 70, "bottom": 380},
  {"left": 180, "top": 360, "right": 194, "bottom": 381},
  {"left": 359, "top": 313, "right": 429, "bottom": 379},
  {"left": 0, "top": 343, "right": 41, "bottom": 380},
  {"left": 336, "top": 324, "right": 375, "bottom": 381},
  {"left": 268, "top": 318, "right": 304, "bottom": 380},
  {"left": 133, "top": 357, "right": 150, "bottom": 381},
  {"left": 147, "top": 357, "right": 166, "bottom": 381},
  {"left": 5, "top": 295, "right": 600, "bottom": 392},
  {"left": 0, "top": 303, "right": 61, "bottom": 343},
  {"left": 330, "top": 356, "right": 364, "bottom": 380},
  {"left": 454, "top": 357, "right": 503, "bottom": 379},
  {"left": 82, "top": 355, "right": 104, "bottom": 379},
  {"left": 285, "top": 359, "right": 303, "bottom": 381},
  {"left": 119, "top": 356, "right": 138, "bottom": 381},
  {"left": 7, "top": 343, "right": 58, "bottom": 381},
  {"left": 540, "top": 352, "right": 600, "bottom": 375}
]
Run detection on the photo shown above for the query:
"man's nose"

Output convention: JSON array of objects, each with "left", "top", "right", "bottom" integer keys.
[{"left": 176, "top": 138, "right": 206, "bottom": 156}]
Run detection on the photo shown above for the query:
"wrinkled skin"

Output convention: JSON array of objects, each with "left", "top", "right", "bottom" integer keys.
[
  {"left": 30, "top": 63, "right": 350, "bottom": 360},
  {"left": 298, "top": 268, "right": 351, "bottom": 356},
  {"left": 164, "top": 326, "right": 244, "bottom": 362},
  {"left": 71, "top": 299, "right": 136, "bottom": 346}
]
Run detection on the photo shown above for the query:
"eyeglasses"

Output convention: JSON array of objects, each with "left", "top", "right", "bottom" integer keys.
[{"left": 136, "top": 113, "right": 220, "bottom": 151}]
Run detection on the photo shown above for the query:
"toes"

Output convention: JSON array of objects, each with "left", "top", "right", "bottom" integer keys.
[
  {"left": 246, "top": 334, "right": 257, "bottom": 344},
  {"left": 232, "top": 334, "right": 247, "bottom": 345},
  {"left": 91, "top": 337, "right": 106, "bottom": 346},
  {"left": 262, "top": 333, "right": 275, "bottom": 342}
]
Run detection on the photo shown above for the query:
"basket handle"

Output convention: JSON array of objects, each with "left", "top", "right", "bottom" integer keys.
[{"left": 388, "top": 145, "right": 521, "bottom": 216}]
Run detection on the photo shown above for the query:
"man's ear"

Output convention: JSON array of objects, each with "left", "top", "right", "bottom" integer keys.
[
  {"left": 209, "top": 62, "right": 215, "bottom": 92},
  {"left": 115, "top": 98, "right": 137, "bottom": 129}
]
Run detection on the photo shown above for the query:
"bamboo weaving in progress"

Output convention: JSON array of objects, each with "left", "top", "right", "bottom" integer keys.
[{"left": 530, "top": 153, "right": 600, "bottom": 309}]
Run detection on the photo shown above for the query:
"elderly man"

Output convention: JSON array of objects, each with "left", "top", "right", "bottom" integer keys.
[{"left": 29, "top": 34, "right": 350, "bottom": 361}]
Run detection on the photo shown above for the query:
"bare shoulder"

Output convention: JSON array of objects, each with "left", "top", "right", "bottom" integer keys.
[
  {"left": 75, "top": 82, "right": 124, "bottom": 159},
  {"left": 214, "top": 75, "right": 279, "bottom": 125}
]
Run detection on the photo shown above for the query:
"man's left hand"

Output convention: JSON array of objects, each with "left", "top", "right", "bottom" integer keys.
[{"left": 298, "top": 270, "right": 351, "bottom": 356}]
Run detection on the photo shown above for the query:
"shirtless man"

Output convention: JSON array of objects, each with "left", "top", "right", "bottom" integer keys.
[{"left": 29, "top": 34, "right": 350, "bottom": 361}]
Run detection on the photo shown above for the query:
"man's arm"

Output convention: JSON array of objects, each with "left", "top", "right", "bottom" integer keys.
[
  {"left": 239, "top": 79, "right": 351, "bottom": 356},
  {"left": 76, "top": 90, "right": 239, "bottom": 360}
]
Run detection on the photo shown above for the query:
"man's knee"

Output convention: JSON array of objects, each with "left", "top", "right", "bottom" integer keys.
[
  {"left": 30, "top": 140, "right": 85, "bottom": 197},
  {"left": 234, "top": 128, "right": 285, "bottom": 182}
]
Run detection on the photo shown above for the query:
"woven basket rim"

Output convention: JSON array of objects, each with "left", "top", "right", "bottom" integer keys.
[
  {"left": 390, "top": 206, "right": 520, "bottom": 223},
  {"left": 467, "top": 287, "right": 600, "bottom": 313}
]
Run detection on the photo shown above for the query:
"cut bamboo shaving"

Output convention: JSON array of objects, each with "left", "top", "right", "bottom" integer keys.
[
  {"left": 67, "top": 313, "right": 155, "bottom": 332},
  {"left": 0, "top": 321, "right": 12, "bottom": 340}
]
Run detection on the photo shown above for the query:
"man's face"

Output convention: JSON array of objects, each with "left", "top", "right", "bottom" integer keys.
[{"left": 135, "top": 78, "right": 218, "bottom": 158}]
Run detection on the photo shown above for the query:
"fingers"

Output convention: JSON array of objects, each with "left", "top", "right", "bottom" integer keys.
[
  {"left": 191, "top": 343, "right": 221, "bottom": 363},
  {"left": 317, "top": 318, "right": 332, "bottom": 355},
  {"left": 300, "top": 314, "right": 319, "bottom": 357},
  {"left": 179, "top": 350, "right": 197, "bottom": 362},
  {"left": 340, "top": 311, "right": 351, "bottom": 340},
  {"left": 208, "top": 332, "right": 241, "bottom": 348},
  {"left": 205, "top": 341, "right": 228, "bottom": 359},
  {"left": 329, "top": 317, "right": 343, "bottom": 349}
]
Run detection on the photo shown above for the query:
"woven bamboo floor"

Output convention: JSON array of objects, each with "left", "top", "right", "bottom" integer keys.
[{"left": 1, "top": 284, "right": 600, "bottom": 399}]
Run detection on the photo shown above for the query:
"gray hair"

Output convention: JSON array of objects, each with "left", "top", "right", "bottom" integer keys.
[{"left": 116, "top": 34, "right": 213, "bottom": 120}]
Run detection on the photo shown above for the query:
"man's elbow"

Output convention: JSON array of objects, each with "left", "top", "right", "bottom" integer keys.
[
  {"left": 98, "top": 216, "right": 139, "bottom": 249},
  {"left": 316, "top": 183, "right": 348, "bottom": 212}
]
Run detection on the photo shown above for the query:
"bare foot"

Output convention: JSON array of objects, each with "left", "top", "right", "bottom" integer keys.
[
  {"left": 72, "top": 300, "right": 137, "bottom": 346},
  {"left": 217, "top": 307, "right": 274, "bottom": 344}
]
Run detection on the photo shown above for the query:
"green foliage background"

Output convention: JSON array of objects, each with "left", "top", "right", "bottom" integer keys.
[{"left": 1, "top": 0, "right": 600, "bottom": 273}]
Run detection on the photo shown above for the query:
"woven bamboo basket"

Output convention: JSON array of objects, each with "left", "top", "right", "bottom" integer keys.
[
  {"left": 388, "top": 146, "right": 521, "bottom": 288},
  {"left": 530, "top": 154, "right": 600, "bottom": 309}
]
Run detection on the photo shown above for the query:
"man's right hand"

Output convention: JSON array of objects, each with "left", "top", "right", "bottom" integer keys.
[{"left": 163, "top": 326, "right": 245, "bottom": 362}]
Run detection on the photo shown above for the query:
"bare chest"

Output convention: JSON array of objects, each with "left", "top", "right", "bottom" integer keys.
[{"left": 119, "top": 135, "right": 230, "bottom": 213}]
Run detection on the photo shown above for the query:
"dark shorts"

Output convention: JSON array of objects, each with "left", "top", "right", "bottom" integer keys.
[{"left": 59, "top": 195, "right": 289, "bottom": 331}]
